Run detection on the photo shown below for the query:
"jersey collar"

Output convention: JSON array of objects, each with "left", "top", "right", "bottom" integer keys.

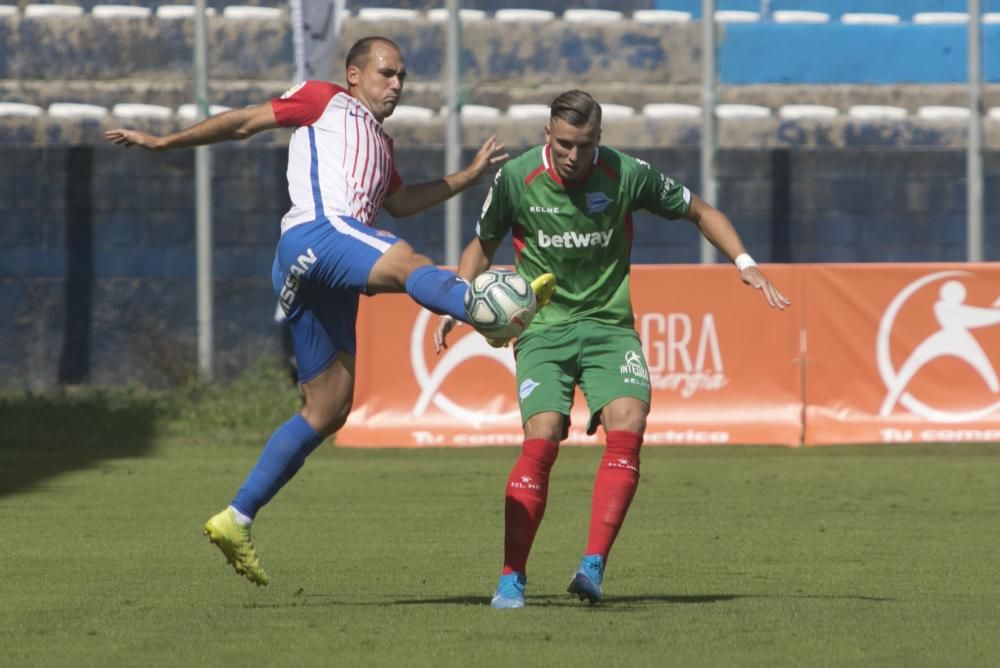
[{"left": 542, "top": 145, "right": 600, "bottom": 188}]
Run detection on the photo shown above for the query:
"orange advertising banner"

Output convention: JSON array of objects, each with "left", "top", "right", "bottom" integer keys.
[
  {"left": 337, "top": 265, "right": 804, "bottom": 447},
  {"left": 803, "top": 263, "right": 1000, "bottom": 445}
]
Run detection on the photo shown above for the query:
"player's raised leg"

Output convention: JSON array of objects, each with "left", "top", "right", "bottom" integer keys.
[{"left": 367, "top": 239, "right": 472, "bottom": 321}]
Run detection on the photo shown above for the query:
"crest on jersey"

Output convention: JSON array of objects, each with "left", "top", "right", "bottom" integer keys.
[{"left": 586, "top": 191, "right": 613, "bottom": 215}]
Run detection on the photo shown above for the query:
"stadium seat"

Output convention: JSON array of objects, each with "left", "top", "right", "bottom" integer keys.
[
  {"left": 455, "top": 104, "right": 502, "bottom": 120},
  {"left": 916, "top": 105, "right": 970, "bottom": 121},
  {"left": 112, "top": 103, "right": 173, "bottom": 120},
  {"left": 632, "top": 10, "right": 692, "bottom": 24},
  {"left": 0, "top": 102, "right": 43, "bottom": 117},
  {"left": 984, "top": 13, "right": 1000, "bottom": 23},
  {"left": 840, "top": 13, "right": 900, "bottom": 25},
  {"left": 988, "top": 107, "right": 1000, "bottom": 121},
  {"left": 24, "top": 4, "right": 84, "bottom": 18},
  {"left": 91, "top": 5, "right": 151, "bottom": 19},
  {"left": 177, "top": 104, "right": 232, "bottom": 121},
  {"left": 773, "top": 11, "right": 830, "bottom": 24},
  {"left": 388, "top": 105, "right": 435, "bottom": 121},
  {"left": 714, "top": 10, "right": 760, "bottom": 23},
  {"left": 426, "top": 8, "right": 486, "bottom": 22},
  {"left": 642, "top": 103, "right": 700, "bottom": 119},
  {"left": 563, "top": 9, "right": 623, "bottom": 23},
  {"left": 222, "top": 6, "right": 282, "bottom": 20},
  {"left": 716, "top": 104, "right": 772, "bottom": 119},
  {"left": 48, "top": 103, "right": 108, "bottom": 119},
  {"left": 155, "top": 5, "right": 217, "bottom": 19},
  {"left": 495, "top": 9, "right": 555, "bottom": 23},
  {"left": 507, "top": 104, "right": 550, "bottom": 119},
  {"left": 847, "top": 105, "right": 908, "bottom": 120},
  {"left": 601, "top": 104, "right": 636, "bottom": 119},
  {"left": 356, "top": 8, "right": 417, "bottom": 21},
  {"left": 0, "top": 5, "right": 18, "bottom": 18},
  {"left": 779, "top": 104, "right": 839, "bottom": 120},
  {"left": 912, "top": 12, "right": 968, "bottom": 24}
]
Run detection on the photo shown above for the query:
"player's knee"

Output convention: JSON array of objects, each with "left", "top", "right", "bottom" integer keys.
[{"left": 301, "top": 399, "right": 352, "bottom": 437}]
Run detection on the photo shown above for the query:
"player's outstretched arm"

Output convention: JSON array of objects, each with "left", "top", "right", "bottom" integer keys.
[
  {"left": 384, "top": 135, "right": 509, "bottom": 218},
  {"left": 684, "top": 194, "right": 791, "bottom": 310},
  {"left": 433, "top": 236, "right": 499, "bottom": 353},
  {"left": 104, "top": 103, "right": 280, "bottom": 151}
]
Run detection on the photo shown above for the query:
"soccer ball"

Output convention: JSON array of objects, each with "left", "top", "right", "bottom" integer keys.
[{"left": 464, "top": 269, "right": 537, "bottom": 339}]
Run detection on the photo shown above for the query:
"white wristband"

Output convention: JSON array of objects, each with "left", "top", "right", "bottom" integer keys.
[{"left": 734, "top": 253, "right": 757, "bottom": 271}]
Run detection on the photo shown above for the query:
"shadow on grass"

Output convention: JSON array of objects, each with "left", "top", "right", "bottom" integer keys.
[
  {"left": 0, "top": 390, "right": 159, "bottom": 498},
  {"left": 388, "top": 592, "right": 895, "bottom": 607},
  {"left": 238, "top": 591, "right": 895, "bottom": 610}
]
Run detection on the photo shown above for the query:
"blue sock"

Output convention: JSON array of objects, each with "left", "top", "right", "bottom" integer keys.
[
  {"left": 231, "top": 414, "right": 324, "bottom": 519},
  {"left": 404, "top": 265, "right": 469, "bottom": 323}
]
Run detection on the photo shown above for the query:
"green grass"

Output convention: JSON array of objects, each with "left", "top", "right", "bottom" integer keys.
[{"left": 2, "top": 365, "right": 1000, "bottom": 666}]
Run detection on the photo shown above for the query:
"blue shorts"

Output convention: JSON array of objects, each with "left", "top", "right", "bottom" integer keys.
[{"left": 272, "top": 216, "right": 399, "bottom": 383}]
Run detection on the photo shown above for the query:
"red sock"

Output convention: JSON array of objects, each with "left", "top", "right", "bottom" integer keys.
[
  {"left": 585, "top": 430, "right": 642, "bottom": 561},
  {"left": 502, "top": 438, "right": 559, "bottom": 575}
]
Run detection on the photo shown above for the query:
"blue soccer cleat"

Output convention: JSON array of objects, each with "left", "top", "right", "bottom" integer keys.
[
  {"left": 567, "top": 554, "right": 604, "bottom": 604},
  {"left": 491, "top": 572, "right": 526, "bottom": 609}
]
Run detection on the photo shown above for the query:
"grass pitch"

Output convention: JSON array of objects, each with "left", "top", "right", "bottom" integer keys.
[{"left": 2, "top": 370, "right": 999, "bottom": 666}]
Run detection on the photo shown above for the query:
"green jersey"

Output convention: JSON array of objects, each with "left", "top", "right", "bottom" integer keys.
[{"left": 476, "top": 144, "right": 692, "bottom": 332}]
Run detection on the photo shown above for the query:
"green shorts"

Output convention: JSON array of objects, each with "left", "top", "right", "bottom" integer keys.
[{"left": 514, "top": 320, "right": 651, "bottom": 436}]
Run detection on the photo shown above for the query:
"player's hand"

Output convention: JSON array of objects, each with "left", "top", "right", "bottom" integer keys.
[
  {"left": 104, "top": 128, "right": 166, "bottom": 150},
  {"left": 433, "top": 315, "right": 463, "bottom": 354},
  {"left": 740, "top": 267, "right": 791, "bottom": 310},
  {"left": 465, "top": 135, "right": 509, "bottom": 182}
]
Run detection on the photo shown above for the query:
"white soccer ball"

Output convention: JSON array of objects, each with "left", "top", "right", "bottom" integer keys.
[{"left": 464, "top": 269, "right": 537, "bottom": 339}]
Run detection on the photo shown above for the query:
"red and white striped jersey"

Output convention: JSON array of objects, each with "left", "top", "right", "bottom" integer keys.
[{"left": 271, "top": 80, "right": 403, "bottom": 233}]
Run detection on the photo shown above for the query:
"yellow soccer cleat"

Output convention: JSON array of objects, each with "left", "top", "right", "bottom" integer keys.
[
  {"left": 203, "top": 508, "right": 271, "bottom": 586},
  {"left": 486, "top": 273, "right": 557, "bottom": 348}
]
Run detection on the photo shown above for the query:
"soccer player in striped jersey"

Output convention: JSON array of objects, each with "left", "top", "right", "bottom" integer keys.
[
  {"left": 435, "top": 90, "right": 790, "bottom": 608},
  {"left": 104, "top": 36, "right": 547, "bottom": 586}
]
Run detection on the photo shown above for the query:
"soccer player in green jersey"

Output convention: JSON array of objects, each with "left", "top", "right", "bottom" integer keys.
[{"left": 435, "top": 90, "right": 790, "bottom": 608}]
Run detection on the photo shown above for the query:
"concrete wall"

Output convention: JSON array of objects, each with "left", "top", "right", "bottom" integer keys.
[{"left": 2, "top": 143, "right": 997, "bottom": 388}]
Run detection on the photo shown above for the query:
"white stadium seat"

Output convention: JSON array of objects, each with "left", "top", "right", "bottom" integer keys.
[
  {"left": 48, "top": 103, "right": 108, "bottom": 119},
  {"left": 983, "top": 13, "right": 1000, "bottom": 23},
  {"left": 222, "top": 6, "right": 282, "bottom": 20},
  {"left": 916, "top": 106, "right": 970, "bottom": 121},
  {"left": 426, "top": 9, "right": 486, "bottom": 22},
  {"left": 642, "top": 103, "right": 701, "bottom": 119},
  {"left": 716, "top": 104, "right": 772, "bottom": 119},
  {"left": 714, "top": 10, "right": 760, "bottom": 23},
  {"left": 0, "top": 5, "right": 18, "bottom": 18},
  {"left": 156, "top": 5, "right": 216, "bottom": 19},
  {"left": 495, "top": 9, "right": 555, "bottom": 23},
  {"left": 913, "top": 12, "right": 968, "bottom": 24},
  {"left": 177, "top": 104, "right": 232, "bottom": 121},
  {"left": 632, "top": 10, "right": 692, "bottom": 24},
  {"left": 388, "top": 105, "right": 435, "bottom": 121},
  {"left": 840, "top": 13, "right": 900, "bottom": 25},
  {"left": 506, "top": 104, "right": 550, "bottom": 119},
  {"left": 848, "top": 105, "right": 908, "bottom": 120},
  {"left": 779, "top": 104, "right": 839, "bottom": 120},
  {"left": 988, "top": 108, "right": 1000, "bottom": 122},
  {"left": 357, "top": 8, "right": 416, "bottom": 21},
  {"left": 458, "top": 105, "right": 502, "bottom": 120},
  {"left": 92, "top": 5, "right": 151, "bottom": 19},
  {"left": 600, "top": 104, "right": 636, "bottom": 119},
  {"left": 112, "top": 103, "right": 173, "bottom": 120},
  {"left": 773, "top": 10, "right": 830, "bottom": 24},
  {"left": 24, "top": 4, "right": 84, "bottom": 18},
  {"left": 0, "top": 102, "right": 43, "bottom": 117},
  {"left": 563, "top": 9, "right": 623, "bottom": 23}
]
